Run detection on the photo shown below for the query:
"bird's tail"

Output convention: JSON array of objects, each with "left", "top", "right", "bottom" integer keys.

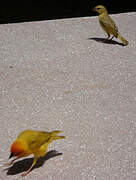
[
  {"left": 118, "top": 33, "right": 128, "bottom": 46},
  {"left": 49, "top": 130, "right": 65, "bottom": 142}
]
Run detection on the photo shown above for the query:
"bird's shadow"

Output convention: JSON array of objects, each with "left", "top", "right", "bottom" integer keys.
[
  {"left": 3, "top": 150, "right": 62, "bottom": 175},
  {"left": 88, "top": 37, "right": 124, "bottom": 46}
]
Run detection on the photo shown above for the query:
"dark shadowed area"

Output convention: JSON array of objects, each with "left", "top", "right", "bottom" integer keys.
[
  {"left": 0, "top": 0, "right": 136, "bottom": 23},
  {"left": 4, "top": 150, "right": 62, "bottom": 175}
]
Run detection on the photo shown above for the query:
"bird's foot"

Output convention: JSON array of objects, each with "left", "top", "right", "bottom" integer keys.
[
  {"left": 3, "top": 161, "right": 13, "bottom": 167},
  {"left": 3, "top": 157, "right": 19, "bottom": 167},
  {"left": 21, "top": 172, "right": 28, "bottom": 177}
]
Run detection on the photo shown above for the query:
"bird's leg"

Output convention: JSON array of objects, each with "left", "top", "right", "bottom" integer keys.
[
  {"left": 21, "top": 163, "right": 35, "bottom": 177},
  {"left": 4, "top": 157, "right": 20, "bottom": 167},
  {"left": 106, "top": 33, "right": 110, "bottom": 39},
  {"left": 21, "top": 157, "right": 37, "bottom": 177},
  {"left": 110, "top": 35, "right": 115, "bottom": 40}
]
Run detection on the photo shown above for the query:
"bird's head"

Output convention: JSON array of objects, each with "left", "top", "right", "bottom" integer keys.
[
  {"left": 92, "top": 5, "right": 107, "bottom": 15},
  {"left": 9, "top": 140, "right": 27, "bottom": 159}
]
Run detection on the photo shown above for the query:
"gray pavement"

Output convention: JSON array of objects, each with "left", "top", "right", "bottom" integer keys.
[{"left": 0, "top": 12, "right": 136, "bottom": 180}]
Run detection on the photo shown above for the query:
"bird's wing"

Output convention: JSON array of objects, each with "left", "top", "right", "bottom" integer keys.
[
  {"left": 99, "top": 15, "right": 119, "bottom": 37},
  {"left": 18, "top": 130, "right": 52, "bottom": 150}
]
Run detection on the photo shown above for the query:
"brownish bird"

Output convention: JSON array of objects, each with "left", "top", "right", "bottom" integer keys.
[
  {"left": 5, "top": 130, "right": 65, "bottom": 176},
  {"left": 93, "top": 5, "right": 128, "bottom": 46}
]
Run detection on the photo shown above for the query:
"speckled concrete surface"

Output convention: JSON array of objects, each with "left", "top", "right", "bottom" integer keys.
[{"left": 0, "top": 12, "right": 136, "bottom": 180}]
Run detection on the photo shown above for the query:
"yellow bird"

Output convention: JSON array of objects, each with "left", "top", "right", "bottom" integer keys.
[
  {"left": 93, "top": 5, "right": 128, "bottom": 46},
  {"left": 7, "top": 130, "right": 65, "bottom": 176}
]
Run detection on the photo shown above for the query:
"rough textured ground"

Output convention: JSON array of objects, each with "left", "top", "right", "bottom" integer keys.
[{"left": 0, "top": 12, "right": 136, "bottom": 180}]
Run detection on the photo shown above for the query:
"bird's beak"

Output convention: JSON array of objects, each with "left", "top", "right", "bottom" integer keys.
[{"left": 9, "top": 152, "right": 14, "bottom": 159}]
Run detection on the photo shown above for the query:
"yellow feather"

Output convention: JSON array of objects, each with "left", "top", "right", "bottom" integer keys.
[
  {"left": 8, "top": 129, "right": 65, "bottom": 176},
  {"left": 93, "top": 5, "right": 128, "bottom": 46}
]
